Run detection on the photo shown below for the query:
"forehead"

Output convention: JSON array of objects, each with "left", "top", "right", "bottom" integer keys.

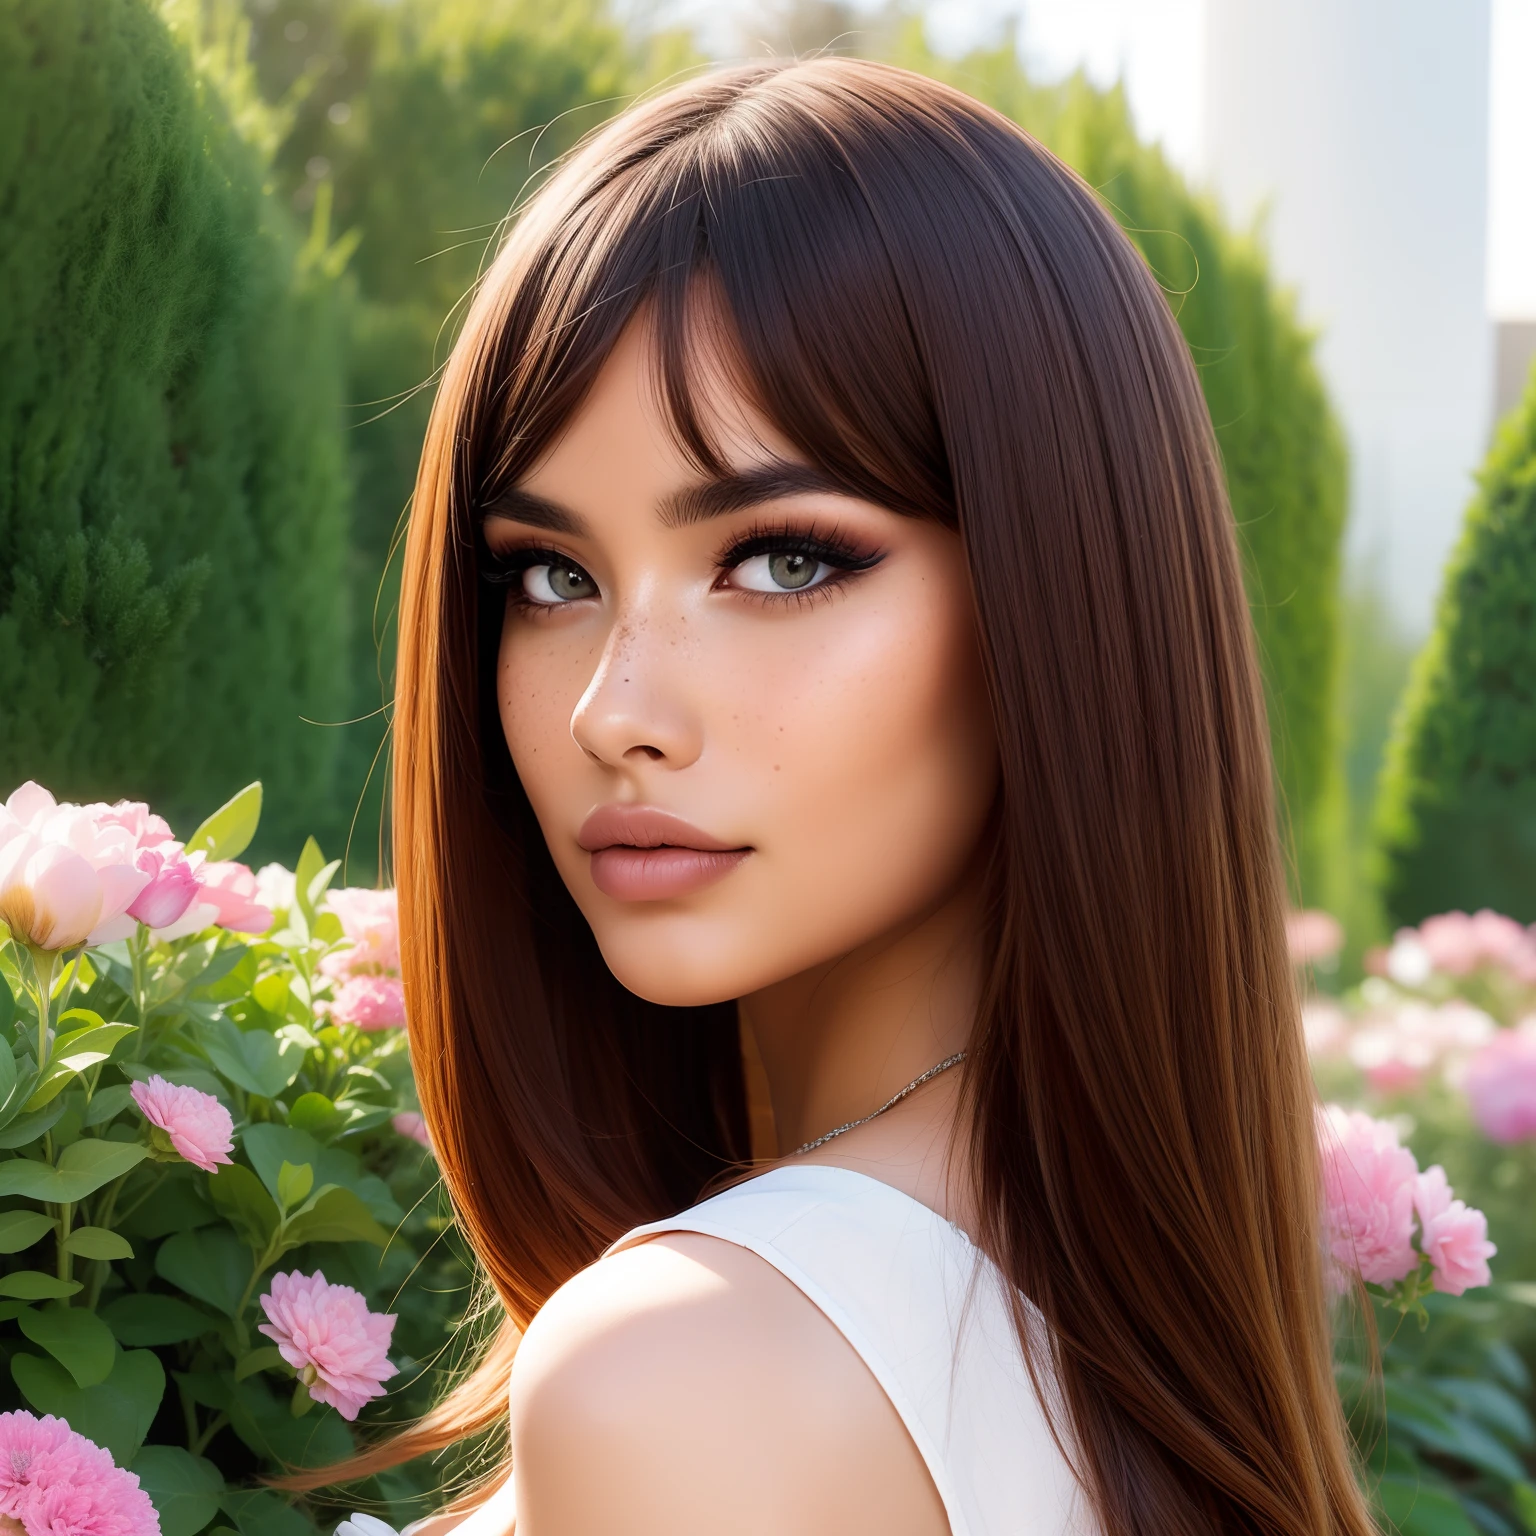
[{"left": 532, "top": 315, "right": 793, "bottom": 480}]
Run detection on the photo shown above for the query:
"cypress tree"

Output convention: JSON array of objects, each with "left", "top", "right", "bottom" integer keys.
[
  {"left": 0, "top": 0, "right": 350, "bottom": 854},
  {"left": 1375, "top": 368, "right": 1536, "bottom": 924}
]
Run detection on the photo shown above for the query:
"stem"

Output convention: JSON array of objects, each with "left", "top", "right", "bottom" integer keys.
[
  {"left": 178, "top": 1377, "right": 199, "bottom": 1453},
  {"left": 130, "top": 932, "right": 148, "bottom": 1057},
  {"left": 190, "top": 1412, "right": 230, "bottom": 1458},
  {"left": 55, "top": 1202, "right": 72, "bottom": 1288},
  {"left": 25, "top": 947, "right": 58, "bottom": 1071}
]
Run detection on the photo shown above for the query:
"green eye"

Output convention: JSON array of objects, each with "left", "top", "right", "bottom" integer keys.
[
  {"left": 766, "top": 552, "right": 818, "bottom": 590},
  {"left": 523, "top": 560, "right": 596, "bottom": 604}
]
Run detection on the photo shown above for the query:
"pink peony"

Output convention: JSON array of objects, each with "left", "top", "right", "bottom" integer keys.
[
  {"left": 0, "top": 1409, "right": 157, "bottom": 1536},
  {"left": 155, "top": 861, "right": 274, "bottom": 940},
  {"left": 131, "top": 1076, "right": 234, "bottom": 1173},
  {"left": 321, "top": 889, "right": 400, "bottom": 980},
  {"left": 1286, "top": 910, "right": 1343, "bottom": 965},
  {"left": 1390, "top": 909, "right": 1536, "bottom": 984},
  {"left": 1415, "top": 1164, "right": 1496, "bottom": 1295},
  {"left": 258, "top": 1270, "right": 397, "bottom": 1421},
  {"left": 0, "top": 786, "right": 149, "bottom": 952},
  {"left": 330, "top": 976, "right": 406, "bottom": 1031},
  {"left": 1317, "top": 1105, "right": 1420, "bottom": 1287},
  {"left": 392, "top": 1112, "right": 432, "bottom": 1150},
  {"left": 126, "top": 847, "right": 201, "bottom": 930},
  {"left": 1462, "top": 1025, "right": 1536, "bottom": 1143},
  {"left": 94, "top": 800, "right": 175, "bottom": 853}
]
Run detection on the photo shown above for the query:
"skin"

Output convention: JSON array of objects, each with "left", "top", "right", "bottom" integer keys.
[{"left": 428, "top": 313, "right": 998, "bottom": 1536}]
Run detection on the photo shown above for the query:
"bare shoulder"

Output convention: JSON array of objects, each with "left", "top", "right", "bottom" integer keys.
[{"left": 508, "top": 1232, "right": 948, "bottom": 1536}]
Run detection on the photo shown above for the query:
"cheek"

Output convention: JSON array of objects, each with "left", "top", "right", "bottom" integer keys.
[
  {"left": 744, "top": 581, "right": 997, "bottom": 943},
  {"left": 496, "top": 614, "right": 597, "bottom": 811}
]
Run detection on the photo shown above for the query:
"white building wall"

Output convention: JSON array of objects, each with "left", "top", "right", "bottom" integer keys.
[{"left": 1201, "top": 0, "right": 1493, "bottom": 633}]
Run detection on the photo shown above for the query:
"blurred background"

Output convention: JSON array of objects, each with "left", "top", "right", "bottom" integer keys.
[{"left": 2, "top": 0, "right": 1532, "bottom": 967}]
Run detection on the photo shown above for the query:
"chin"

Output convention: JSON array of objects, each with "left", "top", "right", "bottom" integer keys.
[{"left": 587, "top": 919, "right": 767, "bottom": 1008}]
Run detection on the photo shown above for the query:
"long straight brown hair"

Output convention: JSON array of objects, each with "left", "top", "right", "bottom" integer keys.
[{"left": 329, "top": 57, "right": 1374, "bottom": 1536}]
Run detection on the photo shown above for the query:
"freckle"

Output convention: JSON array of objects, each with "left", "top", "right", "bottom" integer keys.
[{"left": 774, "top": 764, "right": 781, "bottom": 771}]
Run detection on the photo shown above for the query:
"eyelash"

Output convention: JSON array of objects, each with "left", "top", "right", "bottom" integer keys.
[{"left": 477, "top": 519, "right": 886, "bottom": 610}]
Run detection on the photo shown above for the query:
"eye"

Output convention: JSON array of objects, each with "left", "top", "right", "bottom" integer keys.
[
  {"left": 729, "top": 551, "right": 832, "bottom": 593},
  {"left": 522, "top": 558, "right": 598, "bottom": 605}
]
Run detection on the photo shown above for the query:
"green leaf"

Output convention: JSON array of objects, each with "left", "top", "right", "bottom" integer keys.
[
  {"left": 84, "top": 1083, "right": 137, "bottom": 1128},
  {"left": 242, "top": 1124, "right": 400, "bottom": 1221},
  {"left": 116, "top": 1172, "right": 217, "bottom": 1240},
  {"left": 0, "top": 1095, "right": 67, "bottom": 1149},
  {"left": 207, "top": 1164, "right": 280, "bottom": 1252},
  {"left": 155, "top": 1226, "right": 251, "bottom": 1316},
  {"left": 0, "top": 1210, "right": 55, "bottom": 1253},
  {"left": 1512, "top": 1481, "right": 1536, "bottom": 1536},
  {"left": 287, "top": 1093, "right": 342, "bottom": 1140},
  {"left": 100, "top": 1293, "right": 215, "bottom": 1346},
  {"left": 252, "top": 974, "right": 290, "bottom": 1017},
  {"left": 226, "top": 1375, "right": 352, "bottom": 1474},
  {"left": 186, "top": 783, "right": 263, "bottom": 863},
  {"left": 0, "top": 1035, "right": 16, "bottom": 1105},
  {"left": 16, "top": 1303, "right": 116, "bottom": 1387},
  {"left": 25, "top": 1022, "right": 139, "bottom": 1110},
  {"left": 64, "top": 1225, "right": 134, "bottom": 1261},
  {"left": 220, "top": 1488, "right": 324, "bottom": 1536},
  {"left": 0, "top": 971, "right": 15, "bottom": 1038},
  {"left": 276, "top": 1160, "right": 314, "bottom": 1211},
  {"left": 12, "top": 1346, "right": 165, "bottom": 1464},
  {"left": 131, "top": 1446, "right": 225, "bottom": 1536},
  {"left": 282, "top": 1186, "right": 389, "bottom": 1249},
  {"left": 0, "top": 1140, "right": 151, "bottom": 1203},
  {"left": 292, "top": 838, "right": 326, "bottom": 922},
  {"left": 0, "top": 1271, "right": 82, "bottom": 1299},
  {"left": 198, "top": 1019, "right": 305, "bottom": 1099},
  {"left": 234, "top": 1344, "right": 288, "bottom": 1382},
  {"left": 1374, "top": 1472, "right": 1479, "bottom": 1536}
]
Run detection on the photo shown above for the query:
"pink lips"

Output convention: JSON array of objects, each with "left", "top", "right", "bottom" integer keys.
[{"left": 577, "top": 805, "right": 751, "bottom": 902}]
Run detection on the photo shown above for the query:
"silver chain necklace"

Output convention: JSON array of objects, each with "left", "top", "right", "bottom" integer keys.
[{"left": 791, "top": 1050, "right": 967, "bottom": 1156}]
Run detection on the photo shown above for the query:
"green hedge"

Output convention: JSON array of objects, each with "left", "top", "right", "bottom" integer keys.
[
  {"left": 893, "top": 30, "right": 1349, "bottom": 907},
  {"left": 0, "top": 0, "right": 350, "bottom": 856},
  {"left": 1375, "top": 366, "right": 1536, "bottom": 925}
]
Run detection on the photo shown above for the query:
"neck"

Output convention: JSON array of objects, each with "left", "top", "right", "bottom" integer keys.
[{"left": 738, "top": 874, "right": 987, "bottom": 1158}]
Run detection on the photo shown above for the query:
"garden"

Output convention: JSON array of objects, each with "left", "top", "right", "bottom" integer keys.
[{"left": 2, "top": 1, "right": 1535, "bottom": 1533}]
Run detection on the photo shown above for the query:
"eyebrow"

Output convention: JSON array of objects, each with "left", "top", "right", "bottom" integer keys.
[{"left": 479, "top": 460, "right": 860, "bottom": 539}]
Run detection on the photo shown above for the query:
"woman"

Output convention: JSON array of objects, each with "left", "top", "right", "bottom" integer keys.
[{"left": 327, "top": 57, "right": 1374, "bottom": 1536}]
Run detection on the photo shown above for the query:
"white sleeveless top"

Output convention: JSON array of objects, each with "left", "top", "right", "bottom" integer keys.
[{"left": 607, "top": 1164, "right": 1097, "bottom": 1536}]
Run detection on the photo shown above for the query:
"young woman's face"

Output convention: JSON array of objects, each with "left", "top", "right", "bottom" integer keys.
[{"left": 488, "top": 319, "right": 998, "bottom": 1007}]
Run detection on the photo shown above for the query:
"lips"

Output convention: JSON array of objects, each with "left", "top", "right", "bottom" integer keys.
[{"left": 577, "top": 806, "right": 750, "bottom": 902}]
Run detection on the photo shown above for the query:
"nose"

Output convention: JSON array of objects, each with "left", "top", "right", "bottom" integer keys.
[{"left": 569, "top": 613, "right": 704, "bottom": 770}]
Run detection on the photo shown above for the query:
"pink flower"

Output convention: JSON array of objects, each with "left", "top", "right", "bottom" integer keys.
[
  {"left": 258, "top": 1270, "right": 397, "bottom": 1421},
  {"left": 1287, "top": 910, "right": 1343, "bottom": 965},
  {"left": 320, "top": 889, "right": 400, "bottom": 979},
  {"left": 1393, "top": 909, "right": 1536, "bottom": 983},
  {"left": 94, "top": 800, "right": 175, "bottom": 852},
  {"left": 156, "top": 861, "right": 274, "bottom": 940},
  {"left": 1415, "top": 1164, "right": 1496, "bottom": 1295},
  {"left": 1317, "top": 1105, "right": 1420, "bottom": 1288},
  {"left": 1463, "top": 1025, "right": 1536, "bottom": 1143},
  {"left": 126, "top": 846, "right": 201, "bottom": 930},
  {"left": 253, "top": 864, "right": 296, "bottom": 914},
  {"left": 0, "top": 786, "right": 149, "bottom": 951},
  {"left": 0, "top": 1410, "right": 157, "bottom": 1536},
  {"left": 331, "top": 975, "right": 406, "bottom": 1031},
  {"left": 131, "top": 1075, "right": 234, "bottom": 1173},
  {"left": 392, "top": 1112, "right": 432, "bottom": 1150}
]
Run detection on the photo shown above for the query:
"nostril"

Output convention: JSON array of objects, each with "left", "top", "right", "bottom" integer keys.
[{"left": 626, "top": 744, "right": 665, "bottom": 762}]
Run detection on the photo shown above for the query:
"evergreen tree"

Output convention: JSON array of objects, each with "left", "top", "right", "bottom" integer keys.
[
  {"left": 0, "top": 0, "right": 351, "bottom": 856},
  {"left": 1375, "top": 368, "right": 1536, "bottom": 924}
]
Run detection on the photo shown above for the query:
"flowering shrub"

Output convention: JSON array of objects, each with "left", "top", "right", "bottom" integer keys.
[
  {"left": 1296, "top": 910, "right": 1536, "bottom": 1534},
  {"left": 0, "top": 781, "right": 461, "bottom": 1536}
]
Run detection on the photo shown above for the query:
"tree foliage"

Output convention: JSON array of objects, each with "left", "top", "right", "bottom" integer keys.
[
  {"left": 0, "top": 0, "right": 351, "bottom": 856},
  {"left": 1376, "top": 367, "right": 1536, "bottom": 925},
  {"left": 889, "top": 24, "right": 1348, "bottom": 905}
]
